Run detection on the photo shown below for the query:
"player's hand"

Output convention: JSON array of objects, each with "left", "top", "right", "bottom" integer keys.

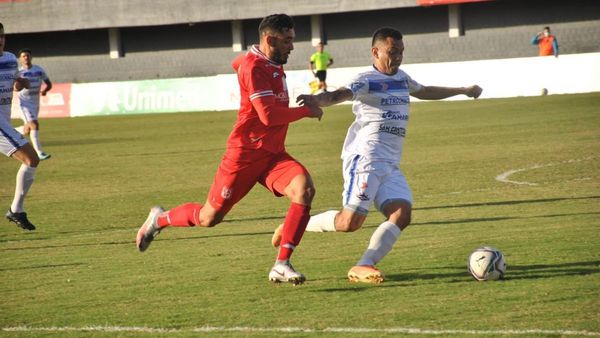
[
  {"left": 306, "top": 104, "right": 323, "bottom": 121},
  {"left": 299, "top": 97, "right": 323, "bottom": 120},
  {"left": 466, "top": 85, "right": 482, "bottom": 99},
  {"left": 296, "top": 94, "right": 317, "bottom": 107},
  {"left": 13, "top": 78, "right": 30, "bottom": 91}
]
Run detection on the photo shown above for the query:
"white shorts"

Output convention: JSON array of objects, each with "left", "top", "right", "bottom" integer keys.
[
  {"left": 19, "top": 104, "right": 39, "bottom": 122},
  {"left": 0, "top": 118, "right": 28, "bottom": 156},
  {"left": 342, "top": 155, "right": 413, "bottom": 216}
]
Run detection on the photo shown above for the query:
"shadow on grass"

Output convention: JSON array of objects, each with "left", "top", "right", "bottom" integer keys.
[
  {"left": 0, "top": 230, "right": 275, "bottom": 251},
  {"left": 415, "top": 195, "right": 600, "bottom": 211},
  {"left": 0, "top": 262, "right": 86, "bottom": 272},
  {"left": 315, "top": 260, "right": 600, "bottom": 292}
]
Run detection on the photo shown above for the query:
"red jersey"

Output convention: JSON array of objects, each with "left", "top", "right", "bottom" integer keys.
[{"left": 228, "top": 45, "right": 311, "bottom": 153}]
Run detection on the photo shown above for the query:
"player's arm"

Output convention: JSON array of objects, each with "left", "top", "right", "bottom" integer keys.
[
  {"left": 41, "top": 78, "right": 52, "bottom": 96},
  {"left": 252, "top": 95, "right": 323, "bottom": 125},
  {"left": 297, "top": 88, "right": 353, "bottom": 108},
  {"left": 531, "top": 33, "right": 542, "bottom": 45},
  {"left": 411, "top": 85, "right": 482, "bottom": 100}
]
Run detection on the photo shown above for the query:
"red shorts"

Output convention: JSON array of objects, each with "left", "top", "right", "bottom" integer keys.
[{"left": 207, "top": 147, "right": 309, "bottom": 214}]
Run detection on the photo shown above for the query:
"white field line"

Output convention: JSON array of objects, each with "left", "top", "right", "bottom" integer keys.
[
  {"left": 495, "top": 156, "right": 596, "bottom": 186},
  {"left": 2, "top": 326, "right": 600, "bottom": 336}
]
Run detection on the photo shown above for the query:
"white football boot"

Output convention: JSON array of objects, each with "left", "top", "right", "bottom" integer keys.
[
  {"left": 269, "top": 261, "right": 306, "bottom": 285},
  {"left": 136, "top": 206, "right": 165, "bottom": 252}
]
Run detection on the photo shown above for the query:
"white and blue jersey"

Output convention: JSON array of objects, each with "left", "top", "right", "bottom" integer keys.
[
  {"left": 0, "top": 52, "right": 28, "bottom": 156},
  {"left": 340, "top": 66, "right": 422, "bottom": 214},
  {"left": 342, "top": 66, "right": 422, "bottom": 162},
  {"left": 18, "top": 64, "right": 49, "bottom": 121}
]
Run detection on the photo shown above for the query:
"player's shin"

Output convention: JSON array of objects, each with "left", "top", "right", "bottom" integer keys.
[
  {"left": 277, "top": 202, "right": 310, "bottom": 261},
  {"left": 157, "top": 202, "right": 203, "bottom": 228},
  {"left": 356, "top": 221, "right": 401, "bottom": 266},
  {"left": 11, "top": 164, "right": 36, "bottom": 213}
]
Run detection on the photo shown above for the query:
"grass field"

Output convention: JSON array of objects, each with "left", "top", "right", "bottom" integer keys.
[{"left": 1, "top": 93, "right": 599, "bottom": 337}]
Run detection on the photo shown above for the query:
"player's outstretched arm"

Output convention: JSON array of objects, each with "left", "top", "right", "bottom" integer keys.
[
  {"left": 296, "top": 88, "right": 353, "bottom": 108},
  {"left": 411, "top": 85, "right": 482, "bottom": 100}
]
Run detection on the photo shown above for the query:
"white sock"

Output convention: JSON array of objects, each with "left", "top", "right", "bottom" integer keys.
[
  {"left": 15, "top": 126, "right": 25, "bottom": 135},
  {"left": 30, "top": 130, "right": 44, "bottom": 154},
  {"left": 11, "top": 165, "right": 36, "bottom": 213},
  {"left": 356, "top": 221, "right": 401, "bottom": 266},
  {"left": 305, "top": 210, "right": 337, "bottom": 232}
]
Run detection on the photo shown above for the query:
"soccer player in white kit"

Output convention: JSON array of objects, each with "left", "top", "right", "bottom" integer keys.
[
  {"left": 17, "top": 49, "right": 52, "bottom": 160},
  {"left": 272, "top": 27, "right": 482, "bottom": 283},
  {"left": 0, "top": 23, "right": 40, "bottom": 230}
]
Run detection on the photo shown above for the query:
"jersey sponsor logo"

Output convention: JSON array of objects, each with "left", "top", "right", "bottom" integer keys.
[
  {"left": 0, "top": 61, "right": 18, "bottom": 70},
  {"left": 380, "top": 96, "right": 409, "bottom": 106},
  {"left": 0, "top": 97, "right": 12, "bottom": 105},
  {"left": 369, "top": 80, "right": 408, "bottom": 92},
  {"left": 378, "top": 124, "right": 406, "bottom": 137},
  {"left": 275, "top": 91, "right": 289, "bottom": 101},
  {"left": 273, "top": 71, "right": 280, "bottom": 78},
  {"left": 382, "top": 111, "right": 409, "bottom": 121},
  {"left": 0, "top": 74, "right": 15, "bottom": 81},
  {"left": 350, "top": 81, "right": 365, "bottom": 93},
  {"left": 221, "top": 186, "right": 233, "bottom": 200},
  {"left": 0, "top": 87, "right": 14, "bottom": 93}
]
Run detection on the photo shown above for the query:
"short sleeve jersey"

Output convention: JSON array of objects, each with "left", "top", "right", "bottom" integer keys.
[
  {"left": 310, "top": 52, "right": 332, "bottom": 71},
  {"left": 227, "top": 45, "right": 291, "bottom": 153},
  {"left": 0, "top": 52, "right": 19, "bottom": 122},
  {"left": 18, "top": 65, "right": 49, "bottom": 113},
  {"left": 342, "top": 66, "right": 422, "bottom": 162}
]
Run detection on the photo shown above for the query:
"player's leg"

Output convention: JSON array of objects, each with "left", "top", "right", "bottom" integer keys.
[
  {"left": 136, "top": 149, "right": 265, "bottom": 251},
  {"left": 349, "top": 168, "right": 413, "bottom": 283},
  {"left": 28, "top": 119, "right": 50, "bottom": 160},
  {"left": 263, "top": 154, "right": 313, "bottom": 284},
  {"left": 2, "top": 122, "right": 39, "bottom": 230}
]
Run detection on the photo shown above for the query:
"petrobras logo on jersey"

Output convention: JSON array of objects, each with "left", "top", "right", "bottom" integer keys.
[
  {"left": 350, "top": 81, "right": 365, "bottom": 93},
  {"left": 378, "top": 124, "right": 406, "bottom": 137},
  {"left": 382, "top": 111, "right": 409, "bottom": 121},
  {"left": 380, "top": 96, "right": 409, "bottom": 106}
]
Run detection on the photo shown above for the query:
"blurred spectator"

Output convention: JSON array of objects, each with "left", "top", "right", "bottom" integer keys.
[{"left": 531, "top": 26, "right": 559, "bottom": 57}]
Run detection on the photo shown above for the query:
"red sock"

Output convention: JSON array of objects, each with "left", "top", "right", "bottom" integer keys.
[
  {"left": 278, "top": 203, "right": 311, "bottom": 261},
  {"left": 157, "top": 203, "right": 202, "bottom": 228}
]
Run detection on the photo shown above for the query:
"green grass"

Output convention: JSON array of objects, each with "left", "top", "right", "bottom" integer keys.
[{"left": 1, "top": 93, "right": 599, "bottom": 337}]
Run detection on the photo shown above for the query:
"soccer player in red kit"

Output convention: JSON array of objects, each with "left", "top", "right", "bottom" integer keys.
[{"left": 136, "top": 14, "right": 323, "bottom": 285}]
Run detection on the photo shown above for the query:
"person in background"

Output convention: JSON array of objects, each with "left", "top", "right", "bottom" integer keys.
[
  {"left": 16, "top": 48, "right": 53, "bottom": 160},
  {"left": 309, "top": 42, "right": 333, "bottom": 92},
  {"left": 531, "top": 26, "right": 559, "bottom": 57}
]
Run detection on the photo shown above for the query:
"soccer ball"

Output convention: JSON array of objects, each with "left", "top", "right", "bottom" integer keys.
[{"left": 468, "top": 246, "right": 506, "bottom": 281}]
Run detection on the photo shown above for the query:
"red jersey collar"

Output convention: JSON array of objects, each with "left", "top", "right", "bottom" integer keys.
[{"left": 250, "top": 45, "right": 281, "bottom": 66}]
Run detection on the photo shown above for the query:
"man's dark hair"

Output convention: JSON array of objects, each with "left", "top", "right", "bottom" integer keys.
[
  {"left": 259, "top": 14, "right": 295, "bottom": 36},
  {"left": 372, "top": 27, "right": 403, "bottom": 47},
  {"left": 0, "top": 22, "right": 4, "bottom": 31},
  {"left": 544, "top": 26, "right": 550, "bottom": 31},
  {"left": 18, "top": 48, "right": 32, "bottom": 57}
]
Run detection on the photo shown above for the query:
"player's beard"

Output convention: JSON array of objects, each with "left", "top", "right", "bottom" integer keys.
[{"left": 272, "top": 50, "right": 288, "bottom": 65}]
